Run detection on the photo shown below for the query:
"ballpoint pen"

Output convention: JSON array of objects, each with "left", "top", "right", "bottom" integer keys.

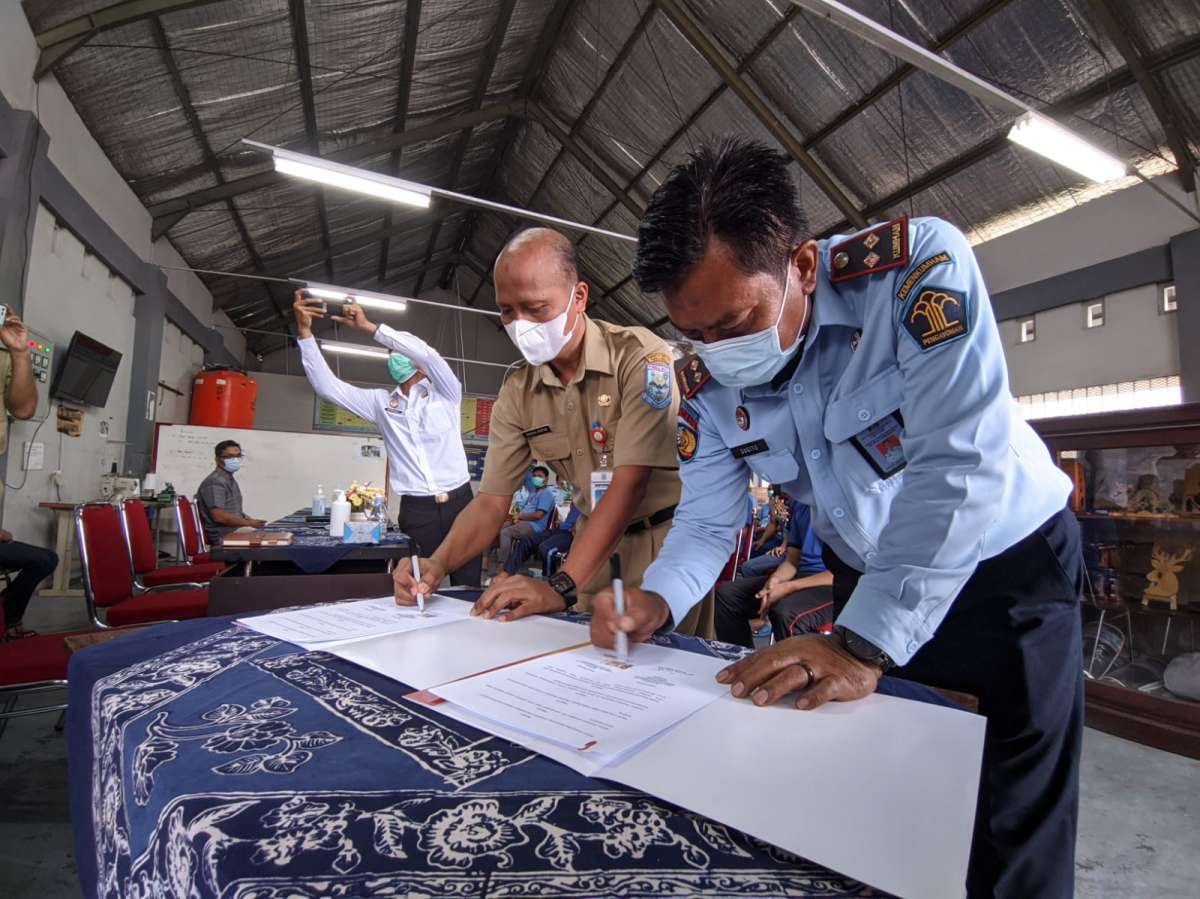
[
  {"left": 611, "top": 555, "right": 628, "bottom": 663},
  {"left": 411, "top": 554, "right": 425, "bottom": 613}
]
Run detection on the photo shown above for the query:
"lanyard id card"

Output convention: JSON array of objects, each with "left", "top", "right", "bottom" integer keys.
[{"left": 590, "top": 469, "right": 613, "bottom": 510}]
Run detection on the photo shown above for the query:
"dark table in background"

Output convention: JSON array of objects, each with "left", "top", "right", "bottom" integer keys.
[{"left": 210, "top": 509, "right": 412, "bottom": 576}]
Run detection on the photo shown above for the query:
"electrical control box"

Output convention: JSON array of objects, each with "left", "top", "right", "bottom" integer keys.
[{"left": 25, "top": 329, "right": 56, "bottom": 421}]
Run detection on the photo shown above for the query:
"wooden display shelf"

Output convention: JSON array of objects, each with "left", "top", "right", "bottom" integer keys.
[{"left": 1084, "top": 679, "right": 1200, "bottom": 760}]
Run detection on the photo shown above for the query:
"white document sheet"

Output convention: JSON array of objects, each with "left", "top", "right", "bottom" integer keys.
[
  {"left": 328, "top": 612, "right": 588, "bottom": 690},
  {"left": 236, "top": 594, "right": 469, "bottom": 650},
  {"left": 427, "top": 685, "right": 984, "bottom": 899},
  {"left": 432, "top": 642, "right": 727, "bottom": 764}
]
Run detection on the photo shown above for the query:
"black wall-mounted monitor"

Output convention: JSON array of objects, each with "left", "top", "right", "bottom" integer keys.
[{"left": 51, "top": 331, "right": 123, "bottom": 407}]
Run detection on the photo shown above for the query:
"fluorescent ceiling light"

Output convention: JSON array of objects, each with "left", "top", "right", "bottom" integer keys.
[
  {"left": 303, "top": 281, "right": 409, "bottom": 313},
  {"left": 245, "top": 139, "right": 636, "bottom": 243},
  {"left": 1007, "top": 111, "right": 1128, "bottom": 183},
  {"left": 247, "top": 140, "right": 431, "bottom": 208},
  {"left": 318, "top": 340, "right": 389, "bottom": 360}
]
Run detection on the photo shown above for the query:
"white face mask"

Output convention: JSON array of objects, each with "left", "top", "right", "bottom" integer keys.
[
  {"left": 504, "top": 284, "right": 579, "bottom": 366},
  {"left": 694, "top": 263, "right": 805, "bottom": 388}
]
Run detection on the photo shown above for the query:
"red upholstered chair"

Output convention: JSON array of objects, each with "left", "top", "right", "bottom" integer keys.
[
  {"left": 120, "top": 499, "right": 225, "bottom": 590},
  {"left": 175, "top": 495, "right": 213, "bottom": 564},
  {"left": 0, "top": 603, "right": 87, "bottom": 726},
  {"left": 75, "top": 503, "right": 209, "bottom": 628},
  {"left": 718, "top": 522, "right": 757, "bottom": 583}
]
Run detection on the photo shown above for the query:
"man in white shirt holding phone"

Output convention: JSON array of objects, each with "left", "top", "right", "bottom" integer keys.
[{"left": 293, "top": 291, "right": 480, "bottom": 585}]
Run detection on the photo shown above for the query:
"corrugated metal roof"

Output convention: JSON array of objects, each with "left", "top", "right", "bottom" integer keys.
[{"left": 22, "top": 0, "right": 1200, "bottom": 350}]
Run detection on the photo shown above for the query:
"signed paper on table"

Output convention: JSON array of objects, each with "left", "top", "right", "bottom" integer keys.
[
  {"left": 236, "top": 595, "right": 468, "bottom": 649},
  {"left": 432, "top": 642, "right": 727, "bottom": 764}
]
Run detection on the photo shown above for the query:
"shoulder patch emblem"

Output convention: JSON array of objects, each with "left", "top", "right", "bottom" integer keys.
[
  {"left": 642, "top": 357, "right": 672, "bottom": 409},
  {"left": 902, "top": 286, "right": 970, "bottom": 351},
  {"left": 675, "top": 353, "right": 711, "bottom": 399},
  {"left": 678, "top": 400, "right": 699, "bottom": 431},
  {"left": 830, "top": 216, "right": 909, "bottom": 283},
  {"left": 676, "top": 421, "right": 698, "bottom": 462},
  {"left": 896, "top": 252, "right": 952, "bottom": 302}
]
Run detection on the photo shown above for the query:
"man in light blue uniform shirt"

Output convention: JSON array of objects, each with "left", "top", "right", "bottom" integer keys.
[{"left": 591, "top": 138, "right": 1082, "bottom": 898}]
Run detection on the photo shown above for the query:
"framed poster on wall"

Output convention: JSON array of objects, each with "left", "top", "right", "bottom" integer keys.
[{"left": 313, "top": 397, "right": 378, "bottom": 434}]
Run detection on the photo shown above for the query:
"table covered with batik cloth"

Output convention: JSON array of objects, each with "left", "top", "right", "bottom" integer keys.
[{"left": 68, "top": 607, "right": 948, "bottom": 898}]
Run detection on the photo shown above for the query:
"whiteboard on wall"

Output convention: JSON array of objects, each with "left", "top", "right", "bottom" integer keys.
[{"left": 153, "top": 424, "right": 387, "bottom": 523}]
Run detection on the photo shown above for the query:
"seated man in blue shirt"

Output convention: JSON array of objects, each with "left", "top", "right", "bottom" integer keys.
[
  {"left": 497, "top": 466, "right": 557, "bottom": 570},
  {"left": 503, "top": 504, "right": 581, "bottom": 577},
  {"left": 716, "top": 510, "right": 832, "bottom": 648},
  {"left": 743, "top": 493, "right": 807, "bottom": 578}
]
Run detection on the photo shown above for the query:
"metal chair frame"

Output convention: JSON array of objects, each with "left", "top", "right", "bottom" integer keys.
[{"left": 119, "top": 499, "right": 206, "bottom": 595}]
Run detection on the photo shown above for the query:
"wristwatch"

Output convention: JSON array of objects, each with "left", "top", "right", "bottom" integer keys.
[
  {"left": 547, "top": 570, "right": 578, "bottom": 609},
  {"left": 834, "top": 625, "right": 894, "bottom": 673}
]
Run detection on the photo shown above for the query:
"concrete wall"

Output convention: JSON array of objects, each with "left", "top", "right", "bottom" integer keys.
[
  {"left": 158, "top": 322, "right": 206, "bottom": 425},
  {"left": 3, "top": 206, "right": 136, "bottom": 544},
  {"left": 974, "top": 174, "right": 1195, "bottom": 397},
  {"left": 974, "top": 174, "right": 1199, "bottom": 295},
  {"left": 998, "top": 284, "right": 1179, "bottom": 396}
]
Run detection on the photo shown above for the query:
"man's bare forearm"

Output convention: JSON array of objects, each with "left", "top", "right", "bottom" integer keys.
[
  {"left": 6, "top": 349, "right": 37, "bottom": 420},
  {"left": 559, "top": 465, "right": 650, "bottom": 588},
  {"left": 430, "top": 492, "right": 510, "bottom": 571}
]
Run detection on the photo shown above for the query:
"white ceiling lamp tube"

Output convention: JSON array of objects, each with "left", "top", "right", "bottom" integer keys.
[
  {"left": 318, "top": 340, "right": 389, "bottom": 359},
  {"left": 245, "top": 140, "right": 636, "bottom": 243},
  {"left": 302, "top": 281, "right": 408, "bottom": 313},
  {"left": 245, "top": 139, "right": 432, "bottom": 208},
  {"left": 789, "top": 0, "right": 1131, "bottom": 184},
  {"left": 1007, "top": 111, "right": 1128, "bottom": 183}
]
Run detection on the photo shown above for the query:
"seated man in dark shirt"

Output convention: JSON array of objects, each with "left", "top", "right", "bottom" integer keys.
[
  {"left": 196, "top": 440, "right": 266, "bottom": 543},
  {"left": 715, "top": 503, "right": 833, "bottom": 648}
]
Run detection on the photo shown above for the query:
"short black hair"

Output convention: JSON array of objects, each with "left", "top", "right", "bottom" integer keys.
[
  {"left": 215, "top": 440, "right": 241, "bottom": 458},
  {"left": 497, "top": 227, "right": 578, "bottom": 284},
  {"left": 531, "top": 465, "right": 550, "bottom": 478},
  {"left": 634, "top": 136, "right": 808, "bottom": 294}
]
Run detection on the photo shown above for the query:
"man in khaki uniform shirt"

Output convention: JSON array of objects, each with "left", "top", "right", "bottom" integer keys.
[
  {"left": 0, "top": 309, "right": 60, "bottom": 639},
  {"left": 395, "top": 228, "right": 708, "bottom": 633}
]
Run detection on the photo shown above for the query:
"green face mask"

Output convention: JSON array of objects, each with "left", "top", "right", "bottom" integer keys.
[
  {"left": 388, "top": 353, "right": 417, "bottom": 384},
  {"left": 531, "top": 476, "right": 546, "bottom": 488}
]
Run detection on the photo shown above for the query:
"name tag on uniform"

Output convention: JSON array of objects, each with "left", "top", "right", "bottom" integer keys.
[
  {"left": 523, "top": 425, "right": 552, "bottom": 438},
  {"left": 591, "top": 469, "right": 613, "bottom": 510},
  {"left": 849, "top": 412, "right": 906, "bottom": 478},
  {"left": 730, "top": 439, "right": 769, "bottom": 459}
]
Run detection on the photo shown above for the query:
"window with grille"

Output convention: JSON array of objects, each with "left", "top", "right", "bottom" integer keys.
[{"left": 1016, "top": 376, "right": 1181, "bottom": 420}]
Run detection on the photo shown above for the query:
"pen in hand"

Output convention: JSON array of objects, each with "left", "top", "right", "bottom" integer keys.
[
  {"left": 610, "top": 555, "right": 629, "bottom": 663},
  {"left": 411, "top": 554, "right": 425, "bottom": 613}
]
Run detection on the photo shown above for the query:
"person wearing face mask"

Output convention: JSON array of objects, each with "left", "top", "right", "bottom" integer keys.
[
  {"left": 394, "top": 228, "right": 704, "bottom": 632},
  {"left": 196, "top": 440, "right": 268, "bottom": 543},
  {"left": 292, "top": 291, "right": 480, "bottom": 586},
  {"left": 495, "top": 465, "right": 557, "bottom": 572},
  {"left": 590, "top": 138, "right": 1083, "bottom": 898}
]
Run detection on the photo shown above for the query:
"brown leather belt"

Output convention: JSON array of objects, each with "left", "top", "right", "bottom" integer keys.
[
  {"left": 405, "top": 482, "right": 472, "bottom": 507},
  {"left": 624, "top": 504, "right": 676, "bottom": 536}
]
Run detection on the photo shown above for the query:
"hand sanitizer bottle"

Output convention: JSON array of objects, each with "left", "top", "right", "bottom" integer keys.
[{"left": 312, "top": 484, "right": 326, "bottom": 516}]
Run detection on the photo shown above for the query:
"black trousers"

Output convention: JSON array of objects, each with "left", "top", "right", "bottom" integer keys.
[
  {"left": 825, "top": 509, "right": 1083, "bottom": 898},
  {"left": 0, "top": 539, "right": 59, "bottom": 626},
  {"left": 714, "top": 574, "right": 835, "bottom": 648},
  {"left": 398, "top": 483, "right": 481, "bottom": 587}
]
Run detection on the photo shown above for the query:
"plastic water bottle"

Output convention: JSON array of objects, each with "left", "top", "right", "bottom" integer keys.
[
  {"left": 329, "top": 490, "right": 351, "bottom": 538},
  {"left": 373, "top": 494, "right": 386, "bottom": 525},
  {"left": 312, "top": 484, "right": 326, "bottom": 516}
]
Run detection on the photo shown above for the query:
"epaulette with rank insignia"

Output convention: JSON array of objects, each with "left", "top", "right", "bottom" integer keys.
[
  {"left": 830, "top": 215, "right": 909, "bottom": 283},
  {"left": 675, "top": 353, "right": 711, "bottom": 400}
]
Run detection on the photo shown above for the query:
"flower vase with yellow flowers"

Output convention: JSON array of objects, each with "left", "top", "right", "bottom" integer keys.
[{"left": 345, "top": 483, "right": 386, "bottom": 521}]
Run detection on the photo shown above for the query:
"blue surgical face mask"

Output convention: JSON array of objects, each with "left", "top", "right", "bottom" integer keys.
[
  {"left": 694, "top": 262, "right": 805, "bottom": 388},
  {"left": 388, "top": 353, "right": 417, "bottom": 384},
  {"left": 531, "top": 475, "right": 546, "bottom": 488},
  {"left": 222, "top": 457, "right": 242, "bottom": 473}
]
